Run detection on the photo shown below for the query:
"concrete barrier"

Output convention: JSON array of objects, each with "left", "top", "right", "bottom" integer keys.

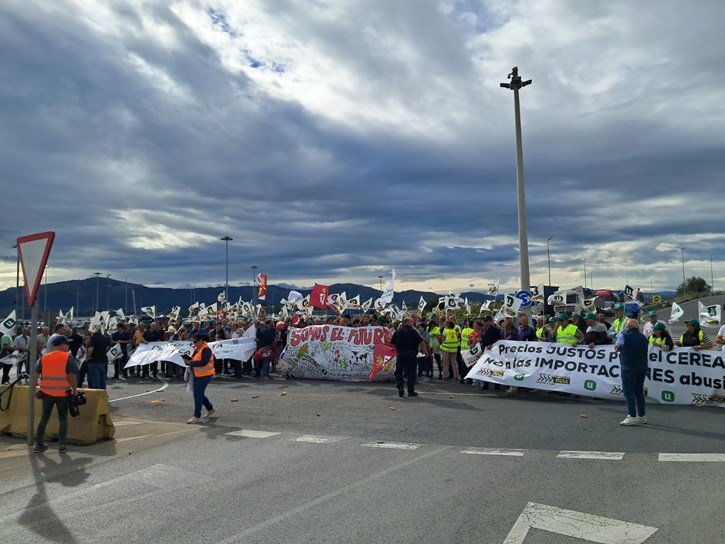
[{"left": 0, "top": 385, "right": 114, "bottom": 445}]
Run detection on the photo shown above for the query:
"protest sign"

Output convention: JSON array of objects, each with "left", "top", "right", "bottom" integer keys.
[
  {"left": 465, "top": 341, "right": 724, "bottom": 407},
  {"left": 279, "top": 325, "right": 394, "bottom": 381},
  {"left": 125, "top": 337, "right": 257, "bottom": 369}
]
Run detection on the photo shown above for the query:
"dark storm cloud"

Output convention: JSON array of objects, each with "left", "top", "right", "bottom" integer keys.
[{"left": 1, "top": 0, "right": 724, "bottom": 294}]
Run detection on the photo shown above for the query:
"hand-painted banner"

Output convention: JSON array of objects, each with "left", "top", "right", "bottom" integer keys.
[
  {"left": 279, "top": 325, "right": 394, "bottom": 381},
  {"left": 125, "top": 337, "right": 257, "bottom": 369},
  {"left": 464, "top": 341, "right": 724, "bottom": 407}
]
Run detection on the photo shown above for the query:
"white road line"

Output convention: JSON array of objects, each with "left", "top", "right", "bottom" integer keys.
[
  {"left": 557, "top": 451, "right": 625, "bottom": 460},
  {"left": 108, "top": 378, "right": 168, "bottom": 403},
  {"left": 658, "top": 453, "right": 725, "bottom": 462},
  {"left": 293, "top": 435, "right": 345, "bottom": 444},
  {"left": 361, "top": 441, "right": 420, "bottom": 450},
  {"left": 504, "top": 502, "right": 658, "bottom": 544},
  {"left": 225, "top": 430, "right": 281, "bottom": 439},
  {"left": 461, "top": 447, "right": 525, "bottom": 457}
]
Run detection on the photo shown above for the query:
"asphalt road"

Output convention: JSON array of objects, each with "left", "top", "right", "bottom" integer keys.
[{"left": 1, "top": 374, "right": 723, "bottom": 544}]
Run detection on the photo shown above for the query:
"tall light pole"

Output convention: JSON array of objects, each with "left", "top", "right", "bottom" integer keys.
[
  {"left": 13, "top": 244, "right": 19, "bottom": 320},
  {"left": 251, "top": 265, "right": 258, "bottom": 309},
  {"left": 221, "top": 236, "right": 233, "bottom": 303},
  {"left": 679, "top": 247, "right": 686, "bottom": 287},
  {"left": 124, "top": 276, "right": 129, "bottom": 314},
  {"left": 44, "top": 265, "right": 49, "bottom": 312},
  {"left": 106, "top": 274, "right": 112, "bottom": 309},
  {"left": 590, "top": 272, "right": 594, "bottom": 290},
  {"left": 378, "top": 275, "right": 384, "bottom": 292},
  {"left": 501, "top": 66, "right": 532, "bottom": 292},
  {"left": 710, "top": 254, "right": 714, "bottom": 291},
  {"left": 76, "top": 279, "right": 80, "bottom": 316},
  {"left": 583, "top": 259, "right": 588, "bottom": 289},
  {"left": 546, "top": 237, "right": 553, "bottom": 286},
  {"left": 93, "top": 272, "right": 102, "bottom": 312}
]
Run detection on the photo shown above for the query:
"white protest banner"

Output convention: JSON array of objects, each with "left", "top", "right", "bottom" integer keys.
[
  {"left": 279, "top": 326, "right": 394, "bottom": 381},
  {"left": 125, "top": 337, "right": 257, "bottom": 369},
  {"left": 1, "top": 310, "right": 17, "bottom": 335},
  {"left": 465, "top": 340, "right": 724, "bottom": 407}
]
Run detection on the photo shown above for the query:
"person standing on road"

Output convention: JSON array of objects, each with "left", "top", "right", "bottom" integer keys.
[
  {"left": 183, "top": 333, "right": 216, "bottom": 424},
  {"left": 439, "top": 319, "right": 460, "bottom": 381},
  {"left": 391, "top": 317, "right": 424, "bottom": 397},
  {"left": 13, "top": 327, "right": 30, "bottom": 381},
  {"left": 648, "top": 323, "right": 674, "bottom": 351},
  {"left": 32, "top": 335, "right": 79, "bottom": 453},
  {"left": 1, "top": 328, "right": 14, "bottom": 384},
  {"left": 85, "top": 326, "right": 110, "bottom": 389},
  {"left": 614, "top": 319, "right": 649, "bottom": 426},
  {"left": 642, "top": 311, "right": 659, "bottom": 338}
]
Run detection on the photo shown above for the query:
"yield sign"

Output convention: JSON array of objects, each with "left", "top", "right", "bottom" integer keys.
[{"left": 17, "top": 231, "right": 55, "bottom": 307}]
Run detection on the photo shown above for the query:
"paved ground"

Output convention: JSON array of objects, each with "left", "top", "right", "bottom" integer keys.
[{"left": 1, "top": 374, "right": 723, "bottom": 543}]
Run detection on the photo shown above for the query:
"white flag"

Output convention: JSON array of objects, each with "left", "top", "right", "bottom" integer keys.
[
  {"left": 115, "top": 308, "right": 125, "bottom": 320},
  {"left": 206, "top": 302, "right": 218, "bottom": 316},
  {"left": 347, "top": 295, "right": 361, "bottom": 309},
  {"left": 418, "top": 296, "right": 426, "bottom": 312},
  {"left": 106, "top": 343, "right": 123, "bottom": 362},
  {"left": 487, "top": 278, "right": 500, "bottom": 295},
  {"left": 240, "top": 301, "right": 254, "bottom": 316},
  {"left": 668, "top": 302, "right": 684, "bottom": 324},
  {"left": 218, "top": 291, "right": 226, "bottom": 302},
  {"left": 698, "top": 301, "right": 722, "bottom": 328},
  {"left": 168, "top": 306, "right": 181, "bottom": 321},
  {"left": 478, "top": 300, "right": 492, "bottom": 315},
  {"left": 287, "top": 291, "right": 303, "bottom": 304},
  {"left": 361, "top": 298, "right": 373, "bottom": 311},
  {"left": 141, "top": 305, "right": 156, "bottom": 318},
  {"left": 379, "top": 268, "right": 396, "bottom": 306},
  {"left": 188, "top": 302, "right": 200, "bottom": 317},
  {"left": 503, "top": 293, "right": 523, "bottom": 317},
  {"left": 0, "top": 310, "right": 17, "bottom": 335},
  {"left": 401, "top": 300, "right": 408, "bottom": 312},
  {"left": 464, "top": 297, "right": 471, "bottom": 315},
  {"left": 582, "top": 297, "right": 597, "bottom": 313}
]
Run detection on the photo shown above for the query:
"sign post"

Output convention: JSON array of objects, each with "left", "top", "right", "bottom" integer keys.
[{"left": 17, "top": 231, "right": 55, "bottom": 447}]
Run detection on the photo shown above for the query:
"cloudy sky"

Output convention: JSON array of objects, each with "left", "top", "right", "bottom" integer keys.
[{"left": 1, "top": 0, "right": 724, "bottom": 295}]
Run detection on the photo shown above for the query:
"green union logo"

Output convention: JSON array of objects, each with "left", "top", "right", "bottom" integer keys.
[
  {"left": 514, "top": 373, "right": 525, "bottom": 381},
  {"left": 584, "top": 380, "right": 597, "bottom": 391},
  {"left": 661, "top": 391, "right": 675, "bottom": 402}
]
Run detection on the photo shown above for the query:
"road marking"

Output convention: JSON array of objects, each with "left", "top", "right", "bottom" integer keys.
[
  {"left": 216, "top": 445, "right": 450, "bottom": 543},
  {"left": 557, "top": 451, "right": 625, "bottom": 460},
  {"left": 658, "top": 453, "right": 725, "bottom": 462},
  {"left": 225, "top": 430, "right": 281, "bottom": 439},
  {"left": 361, "top": 441, "right": 420, "bottom": 450},
  {"left": 112, "top": 419, "right": 146, "bottom": 427},
  {"left": 504, "top": 502, "right": 658, "bottom": 544},
  {"left": 461, "top": 447, "right": 525, "bottom": 457},
  {"left": 108, "top": 382, "right": 168, "bottom": 402},
  {"left": 293, "top": 435, "right": 345, "bottom": 444}
]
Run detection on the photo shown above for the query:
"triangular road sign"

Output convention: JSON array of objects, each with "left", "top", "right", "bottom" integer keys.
[{"left": 17, "top": 231, "right": 55, "bottom": 307}]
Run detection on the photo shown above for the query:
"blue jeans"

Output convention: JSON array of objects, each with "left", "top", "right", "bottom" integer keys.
[
  {"left": 192, "top": 374, "right": 213, "bottom": 417},
  {"left": 87, "top": 363, "right": 107, "bottom": 389},
  {"left": 621, "top": 367, "right": 647, "bottom": 417},
  {"left": 260, "top": 359, "right": 271, "bottom": 377}
]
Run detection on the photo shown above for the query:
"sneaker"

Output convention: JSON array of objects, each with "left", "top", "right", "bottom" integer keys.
[
  {"left": 407, "top": 391, "right": 418, "bottom": 398},
  {"left": 620, "top": 415, "right": 639, "bottom": 426},
  {"left": 33, "top": 443, "right": 48, "bottom": 453},
  {"left": 204, "top": 408, "right": 217, "bottom": 418},
  {"left": 58, "top": 444, "right": 67, "bottom": 453},
  {"left": 637, "top": 416, "right": 647, "bottom": 424},
  {"left": 186, "top": 416, "right": 204, "bottom": 424}
]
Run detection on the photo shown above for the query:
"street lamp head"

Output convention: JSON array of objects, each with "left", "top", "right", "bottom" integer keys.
[{"left": 221, "top": 236, "right": 233, "bottom": 242}]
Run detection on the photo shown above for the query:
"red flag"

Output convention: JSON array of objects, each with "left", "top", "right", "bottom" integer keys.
[
  {"left": 257, "top": 274, "right": 268, "bottom": 301},
  {"left": 370, "top": 343, "right": 396, "bottom": 382},
  {"left": 310, "top": 283, "right": 330, "bottom": 309}
]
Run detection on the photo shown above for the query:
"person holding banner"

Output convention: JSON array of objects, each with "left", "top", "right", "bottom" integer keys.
[
  {"left": 676, "top": 319, "right": 713, "bottom": 350},
  {"left": 614, "top": 319, "right": 649, "bottom": 426},
  {"left": 648, "top": 323, "right": 674, "bottom": 351},
  {"left": 1, "top": 329, "right": 13, "bottom": 383},
  {"left": 183, "top": 333, "right": 216, "bottom": 424}
]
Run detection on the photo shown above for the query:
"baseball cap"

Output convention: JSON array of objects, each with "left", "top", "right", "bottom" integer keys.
[
  {"left": 685, "top": 318, "right": 700, "bottom": 326},
  {"left": 548, "top": 317, "right": 557, "bottom": 323},
  {"left": 653, "top": 322, "right": 666, "bottom": 331},
  {"left": 558, "top": 313, "right": 569, "bottom": 320},
  {"left": 648, "top": 311, "right": 657, "bottom": 317},
  {"left": 584, "top": 312, "right": 597, "bottom": 320},
  {"left": 613, "top": 303, "right": 624, "bottom": 310},
  {"left": 51, "top": 335, "right": 69, "bottom": 347}
]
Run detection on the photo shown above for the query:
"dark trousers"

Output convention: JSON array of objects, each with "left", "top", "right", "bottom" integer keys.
[
  {"left": 433, "top": 353, "right": 442, "bottom": 375},
  {"left": 395, "top": 351, "right": 417, "bottom": 391},
  {"left": 621, "top": 367, "right": 647, "bottom": 417},
  {"left": 1, "top": 363, "right": 10, "bottom": 383},
  {"left": 36, "top": 394, "right": 69, "bottom": 445},
  {"left": 77, "top": 363, "right": 87, "bottom": 388},
  {"left": 192, "top": 374, "right": 213, "bottom": 417}
]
